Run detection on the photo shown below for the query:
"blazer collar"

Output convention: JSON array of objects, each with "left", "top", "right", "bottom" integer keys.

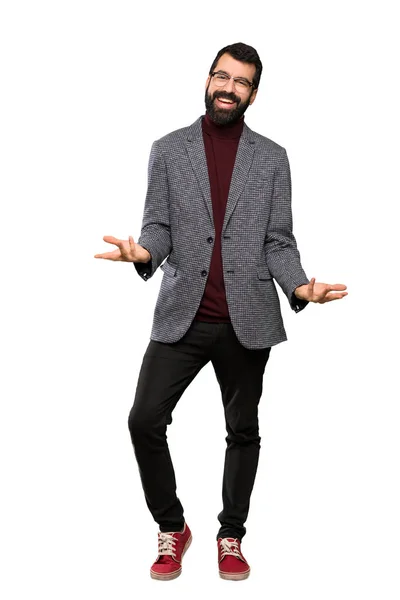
[{"left": 186, "top": 115, "right": 256, "bottom": 145}]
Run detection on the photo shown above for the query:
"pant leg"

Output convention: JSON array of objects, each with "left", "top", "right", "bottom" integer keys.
[
  {"left": 127, "top": 321, "right": 214, "bottom": 532},
  {"left": 210, "top": 324, "right": 271, "bottom": 541}
]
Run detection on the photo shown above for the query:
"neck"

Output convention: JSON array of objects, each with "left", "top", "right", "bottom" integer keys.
[{"left": 203, "top": 111, "right": 244, "bottom": 139}]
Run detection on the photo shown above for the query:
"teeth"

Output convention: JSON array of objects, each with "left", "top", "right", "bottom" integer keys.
[{"left": 218, "top": 98, "right": 233, "bottom": 104}]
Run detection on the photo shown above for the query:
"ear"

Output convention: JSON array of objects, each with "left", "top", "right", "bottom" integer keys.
[
  {"left": 205, "top": 75, "right": 211, "bottom": 89},
  {"left": 249, "top": 88, "right": 258, "bottom": 105}
]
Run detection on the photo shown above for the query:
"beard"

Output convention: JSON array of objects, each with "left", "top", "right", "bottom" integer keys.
[{"left": 204, "top": 83, "right": 252, "bottom": 125}]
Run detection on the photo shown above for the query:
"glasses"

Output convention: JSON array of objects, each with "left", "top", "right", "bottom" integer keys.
[{"left": 211, "top": 71, "right": 254, "bottom": 92}]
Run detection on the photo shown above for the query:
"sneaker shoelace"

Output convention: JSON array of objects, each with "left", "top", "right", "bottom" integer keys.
[
  {"left": 156, "top": 532, "right": 177, "bottom": 562},
  {"left": 219, "top": 538, "right": 244, "bottom": 561}
]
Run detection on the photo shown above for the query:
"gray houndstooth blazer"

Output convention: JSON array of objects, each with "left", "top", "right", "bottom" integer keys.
[{"left": 134, "top": 115, "right": 310, "bottom": 349}]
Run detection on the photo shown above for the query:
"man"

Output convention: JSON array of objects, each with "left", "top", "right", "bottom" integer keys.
[{"left": 94, "top": 42, "right": 347, "bottom": 581}]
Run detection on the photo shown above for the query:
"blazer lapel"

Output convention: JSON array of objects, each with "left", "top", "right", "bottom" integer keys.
[
  {"left": 185, "top": 117, "right": 214, "bottom": 228},
  {"left": 222, "top": 122, "right": 255, "bottom": 236},
  {"left": 185, "top": 116, "right": 256, "bottom": 233}
]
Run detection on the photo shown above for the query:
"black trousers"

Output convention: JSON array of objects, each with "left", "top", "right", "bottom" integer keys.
[{"left": 127, "top": 320, "right": 271, "bottom": 541}]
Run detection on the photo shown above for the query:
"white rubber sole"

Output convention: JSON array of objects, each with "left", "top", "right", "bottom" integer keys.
[{"left": 219, "top": 567, "right": 250, "bottom": 580}]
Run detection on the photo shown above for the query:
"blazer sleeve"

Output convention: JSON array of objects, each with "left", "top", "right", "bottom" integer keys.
[
  {"left": 133, "top": 140, "right": 172, "bottom": 281},
  {"left": 264, "top": 148, "right": 310, "bottom": 313}
]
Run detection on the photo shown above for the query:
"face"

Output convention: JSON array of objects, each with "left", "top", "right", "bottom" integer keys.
[{"left": 205, "top": 53, "right": 258, "bottom": 125}]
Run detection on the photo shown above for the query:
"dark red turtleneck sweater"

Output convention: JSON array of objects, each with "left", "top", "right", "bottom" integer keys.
[{"left": 194, "top": 112, "right": 244, "bottom": 323}]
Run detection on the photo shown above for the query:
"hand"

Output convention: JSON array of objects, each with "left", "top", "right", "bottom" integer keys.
[
  {"left": 294, "top": 278, "right": 348, "bottom": 304},
  {"left": 94, "top": 236, "right": 151, "bottom": 263}
]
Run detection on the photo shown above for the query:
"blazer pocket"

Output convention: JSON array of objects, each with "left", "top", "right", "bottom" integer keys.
[
  {"left": 257, "top": 265, "right": 273, "bottom": 280},
  {"left": 160, "top": 260, "right": 178, "bottom": 277}
]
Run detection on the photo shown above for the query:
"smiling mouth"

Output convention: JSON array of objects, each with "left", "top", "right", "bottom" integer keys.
[{"left": 215, "top": 97, "right": 237, "bottom": 108}]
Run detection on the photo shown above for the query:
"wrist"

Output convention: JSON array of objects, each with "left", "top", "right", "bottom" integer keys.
[
  {"left": 137, "top": 245, "right": 151, "bottom": 263},
  {"left": 294, "top": 284, "right": 306, "bottom": 299}
]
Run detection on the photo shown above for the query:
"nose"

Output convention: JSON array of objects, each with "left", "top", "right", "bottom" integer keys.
[{"left": 223, "top": 77, "right": 235, "bottom": 93}]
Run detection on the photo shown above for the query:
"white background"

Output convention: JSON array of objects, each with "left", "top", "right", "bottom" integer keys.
[{"left": 1, "top": 0, "right": 399, "bottom": 598}]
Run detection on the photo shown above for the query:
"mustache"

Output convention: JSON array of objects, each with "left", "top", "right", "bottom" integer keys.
[{"left": 213, "top": 91, "right": 240, "bottom": 104}]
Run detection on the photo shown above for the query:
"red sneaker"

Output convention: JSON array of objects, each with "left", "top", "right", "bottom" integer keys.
[
  {"left": 217, "top": 537, "right": 251, "bottom": 580},
  {"left": 150, "top": 522, "right": 192, "bottom": 580}
]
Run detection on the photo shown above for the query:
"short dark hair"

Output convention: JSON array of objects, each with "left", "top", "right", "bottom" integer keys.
[{"left": 209, "top": 42, "right": 263, "bottom": 89}]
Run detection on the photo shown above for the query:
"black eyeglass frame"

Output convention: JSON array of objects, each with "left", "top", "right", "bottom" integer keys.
[{"left": 210, "top": 70, "right": 256, "bottom": 91}]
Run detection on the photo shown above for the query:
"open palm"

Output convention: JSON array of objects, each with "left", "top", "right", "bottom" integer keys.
[
  {"left": 94, "top": 236, "right": 150, "bottom": 263},
  {"left": 295, "top": 278, "right": 348, "bottom": 303}
]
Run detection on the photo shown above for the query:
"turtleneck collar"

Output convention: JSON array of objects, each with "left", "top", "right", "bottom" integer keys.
[{"left": 202, "top": 111, "right": 244, "bottom": 139}]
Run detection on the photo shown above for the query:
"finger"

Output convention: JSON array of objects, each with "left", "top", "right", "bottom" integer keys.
[
  {"left": 128, "top": 236, "right": 137, "bottom": 259},
  {"left": 321, "top": 284, "right": 333, "bottom": 298},
  {"left": 94, "top": 249, "right": 121, "bottom": 260},
  {"left": 329, "top": 283, "right": 347, "bottom": 291},
  {"left": 103, "top": 235, "right": 123, "bottom": 248},
  {"left": 322, "top": 292, "right": 348, "bottom": 302}
]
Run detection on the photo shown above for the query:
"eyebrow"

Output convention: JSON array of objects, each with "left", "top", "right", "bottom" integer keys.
[{"left": 216, "top": 70, "right": 250, "bottom": 82}]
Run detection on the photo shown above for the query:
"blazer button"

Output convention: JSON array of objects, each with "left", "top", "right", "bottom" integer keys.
[
  {"left": 207, "top": 236, "right": 213, "bottom": 243},
  {"left": 201, "top": 270, "right": 207, "bottom": 276}
]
